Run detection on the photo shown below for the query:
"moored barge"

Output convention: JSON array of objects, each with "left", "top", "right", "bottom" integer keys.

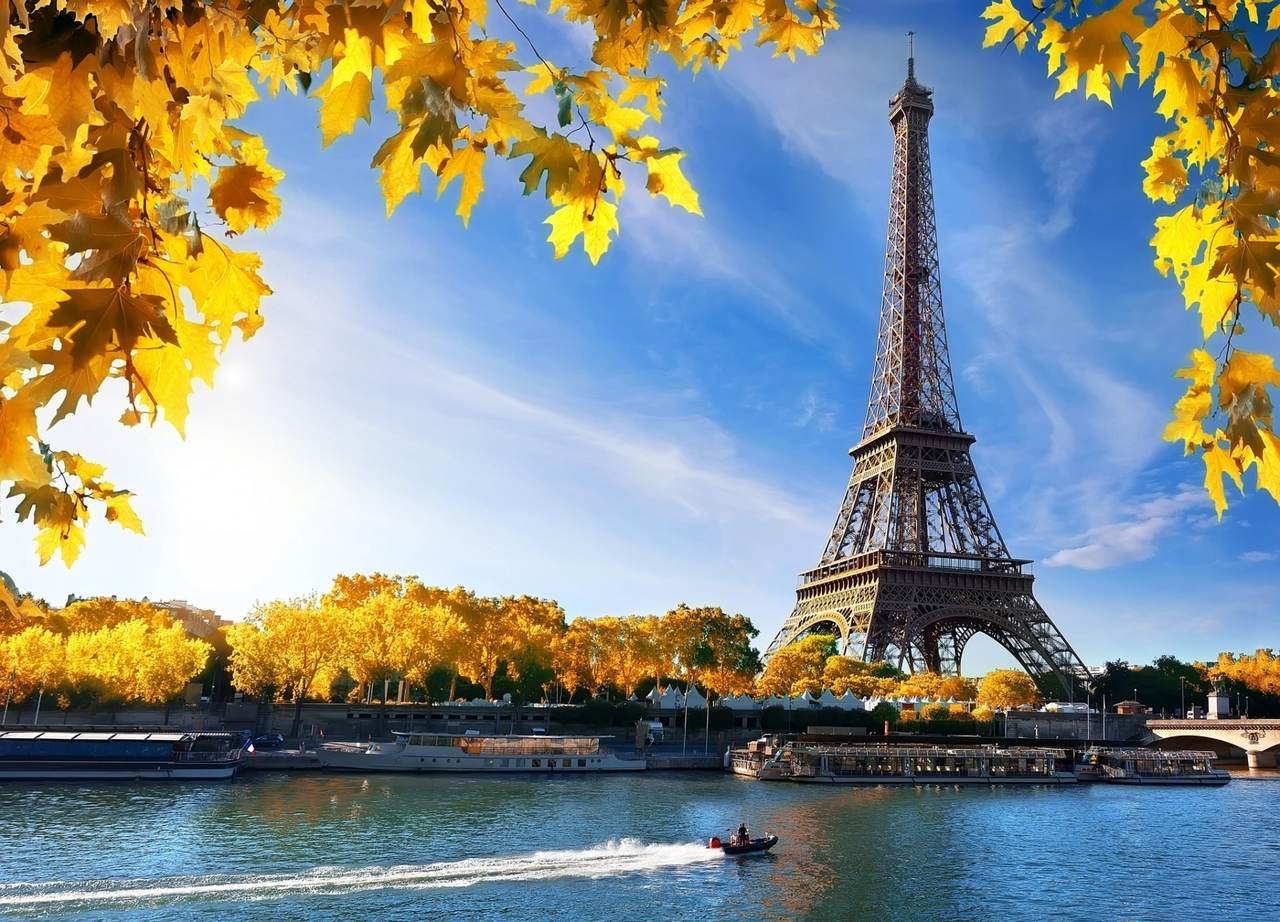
[
  {"left": 318, "top": 732, "right": 647, "bottom": 772},
  {"left": 0, "top": 729, "right": 245, "bottom": 780},
  {"left": 1076, "top": 748, "right": 1230, "bottom": 785},
  {"left": 734, "top": 742, "right": 1077, "bottom": 785}
]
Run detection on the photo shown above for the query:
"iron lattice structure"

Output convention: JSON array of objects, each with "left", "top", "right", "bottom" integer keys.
[{"left": 764, "top": 50, "right": 1090, "bottom": 698}]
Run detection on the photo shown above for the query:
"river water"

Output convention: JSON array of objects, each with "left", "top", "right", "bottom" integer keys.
[{"left": 0, "top": 771, "right": 1276, "bottom": 920}]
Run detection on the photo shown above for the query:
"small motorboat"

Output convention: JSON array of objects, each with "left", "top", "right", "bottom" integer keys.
[{"left": 708, "top": 833, "right": 779, "bottom": 856}]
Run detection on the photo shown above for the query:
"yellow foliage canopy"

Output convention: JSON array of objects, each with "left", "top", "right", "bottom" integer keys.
[
  {"left": 982, "top": 0, "right": 1280, "bottom": 518},
  {"left": 0, "top": 0, "right": 837, "bottom": 566}
]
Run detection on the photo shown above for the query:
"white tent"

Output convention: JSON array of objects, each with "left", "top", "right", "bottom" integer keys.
[
  {"left": 655, "top": 685, "right": 685, "bottom": 708},
  {"left": 761, "top": 695, "right": 789, "bottom": 709},
  {"left": 645, "top": 686, "right": 662, "bottom": 703},
  {"left": 796, "top": 690, "right": 817, "bottom": 708},
  {"left": 683, "top": 685, "right": 707, "bottom": 708},
  {"left": 817, "top": 689, "right": 840, "bottom": 708},
  {"left": 719, "top": 694, "right": 760, "bottom": 711},
  {"left": 838, "top": 690, "right": 865, "bottom": 711}
]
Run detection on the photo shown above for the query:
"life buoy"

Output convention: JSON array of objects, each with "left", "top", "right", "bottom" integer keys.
[{"left": 708, "top": 836, "right": 721, "bottom": 849}]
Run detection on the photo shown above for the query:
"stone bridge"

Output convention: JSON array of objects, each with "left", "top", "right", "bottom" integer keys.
[{"left": 1147, "top": 719, "right": 1280, "bottom": 768}]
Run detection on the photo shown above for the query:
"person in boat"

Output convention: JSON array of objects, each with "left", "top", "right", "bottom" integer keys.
[{"left": 736, "top": 823, "right": 749, "bottom": 845}]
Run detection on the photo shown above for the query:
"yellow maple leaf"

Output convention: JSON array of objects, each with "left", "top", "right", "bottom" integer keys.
[
  {"left": 1163, "top": 387, "right": 1212, "bottom": 447},
  {"left": 1039, "top": 0, "right": 1143, "bottom": 105},
  {"left": 1151, "top": 203, "right": 1222, "bottom": 278},
  {"left": 981, "top": 0, "right": 1034, "bottom": 51},
  {"left": 1140, "top": 138, "right": 1187, "bottom": 204},
  {"left": 1174, "top": 348, "right": 1216, "bottom": 391},
  {"left": 104, "top": 493, "right": 144, "bottom": 535},
  {"left": 1134, "top": 9, "right": 1192, "bottom": 85},
  {"left": 546, "top": 198, "right": 619, "bottom": 264},
  {"left": 210, "top": 138, "right": 284, "bottom": 233},
  {"left": 318, "top": 29, "right": 374, "bottom": 147},
  {"left": 372, "top": 125, "right": 425, "bottom": 216},
  {"left": 0, "top": 391, "right": 51, "bottom": 484},
  {"left": 438, "top": 142, "right": 487, "bottom": 227},
  {"left": 1253, "top": 428, "right": 1280, "bottom": 500},
  {"left": 1203, "top": 441, "right": 1243, "bottom": 519},
  {"left": 1219, "top": 350, "right": 1280, "bottom": 408}
]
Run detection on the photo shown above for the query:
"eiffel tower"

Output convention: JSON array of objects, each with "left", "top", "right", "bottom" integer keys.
[{"left": 764, "top": 40, "right": 1089, "bottom": 698}]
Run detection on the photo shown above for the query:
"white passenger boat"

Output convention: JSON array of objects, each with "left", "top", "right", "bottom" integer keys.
[
  {"left": 1076, "top": 748, "right": 1230, "bottom": 785},
  {"left": 318, "top": 732, "right": 647, "bottom": 773}
]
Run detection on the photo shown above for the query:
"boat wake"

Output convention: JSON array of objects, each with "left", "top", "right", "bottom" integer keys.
[{"left": 0, "top": 839, "right": 720, "bottom": 910}]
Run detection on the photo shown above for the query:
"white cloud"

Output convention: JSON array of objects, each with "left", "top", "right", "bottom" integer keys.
[
  {"left": 1240, "top": 550, "right": 1278, "bottom": 563},
  {"left": 1044, "top": 485, "right": 1206, "bottom": 570},
  {"left": 1031, "top": 102, "right": 1104, "bottom": 237},
  {"left": 794, "top": 388, "right": 836, "bottom": 432},
  {"left": 617, "top": 190, "right": 825, "bottom": 341}
]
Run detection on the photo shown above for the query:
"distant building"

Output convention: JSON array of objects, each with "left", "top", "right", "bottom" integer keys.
[
  {"left": 1113, "top": 699, "right": 1149, "bottom": 716},
  {"left": 155, "top": 600, "right": 229, "bottom": 640}
]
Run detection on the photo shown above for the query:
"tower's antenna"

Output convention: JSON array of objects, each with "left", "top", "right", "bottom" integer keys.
[{"left": 907, "top": 31, "right": 915, "bottom": 81}]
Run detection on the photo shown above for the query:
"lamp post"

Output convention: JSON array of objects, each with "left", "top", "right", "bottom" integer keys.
[{"left": 1180, "top": 676, "right": 1186, "bottom": 719}]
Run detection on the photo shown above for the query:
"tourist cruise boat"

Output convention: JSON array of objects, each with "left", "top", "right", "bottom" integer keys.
[
  {"left": 0, "top": 729, "right": 245, "bottom": 780},
  {"left": 727, "top": 735, "right": 783, "bottom": 778},
  {"left": 318, "top": 732, "right": 647, "bottom": 773},
  {"left": 738, "top": 742, "right": 1077, "bottom": 785},
  {"left": 1076, "top": 748, "right": 1230, "bottom": 785}
]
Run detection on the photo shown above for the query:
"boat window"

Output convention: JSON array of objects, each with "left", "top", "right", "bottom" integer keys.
[
  {"left": 562, "top": 759, "right": 571, "bottom": 768},
  {"left": 578, "top": 759, "right": 586, "bottom": 767},
  {"left": 532, "top": 759, "right": 541, "bottom": 768}
]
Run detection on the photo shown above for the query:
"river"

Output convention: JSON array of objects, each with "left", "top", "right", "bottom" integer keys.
[{"left": 0, "top": 772, "right": 1276, "bottom": 920}]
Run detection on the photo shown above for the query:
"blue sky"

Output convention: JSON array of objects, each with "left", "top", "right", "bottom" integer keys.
[{"left": 3, "top": 2, "right": 1278, "bottom": 672}]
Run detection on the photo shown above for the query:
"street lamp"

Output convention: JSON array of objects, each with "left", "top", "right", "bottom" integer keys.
[{"left": 1179, "top": 676, "right": 1186, "bottom": 719}]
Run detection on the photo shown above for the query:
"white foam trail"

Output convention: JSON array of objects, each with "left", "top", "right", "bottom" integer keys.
[{"left": 0, "top": 839, "right": 720, "bottom": 909}]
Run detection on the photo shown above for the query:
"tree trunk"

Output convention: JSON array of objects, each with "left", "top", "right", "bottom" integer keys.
[
  {"left": 682, "top": 682, "right": 689, "bottom": 755},
  {"left": 704, "top": 686, "right": 711, "bottom": 754},
  {"left": 291, "top": 694, "right": 305, "bottom": 739},
  {"left": 448, "top": 672, "right": 458, "bottom": 702}
]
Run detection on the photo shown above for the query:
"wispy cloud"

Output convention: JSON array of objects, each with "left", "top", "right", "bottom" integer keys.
[
  {"left": 1044, "top": 484, "right": 1205, "bottom": 570},
  {"left": 794, "top": 388, "right": 836, "bottom": 432},
  {"left": 1031, "top": 102, "right": 1103, "bottom": 237},
  {"left": 618, "top": 190, "right": 825, "bottom": 341},
  {"left": 1240, "top": 550, "right": 1278, "bottom": 563}
]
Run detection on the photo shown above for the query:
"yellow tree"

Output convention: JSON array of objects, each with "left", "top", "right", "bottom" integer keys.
[
  {"left": 936, "top": 675, "right": 979, "bottom": 701},
  {"left": 822, "top": 656, "right": 905, "bottom": 698},
  {"left": 452, "top": 593, "right": 509, "bottom": 701},
  {"left": 253, "top": 596, "right": 344, "bottom": 736},
  {"left": 637, "top": 614, "right": 677, "bottom": 690},
  {"left": 1, "top": 625, "right": 65, "bottom": 720},
  {"left": 607, "top": 616, "right": 654, "bottom": 699},
  {"left": 976, "top": 668, "right": 1041, "bottom": 710},
  {"left": 895, "top": 671, "right": 944, "bottom": 700},
  {"left": 982, "top": 1, "right": 1280, "bottom": 516},
  {"left": 225, "top": 620, "right": 278, "bottom": 703},
  {"left": 341, "top": 590, "right": 415, "bottom": 710},
  {"left": 499, "top": 595, "right": 566, "bottom": 700},
  {"left": 555, "top": 617, "right": 609, "bottom": 699},
  {"left": 55, "top": 597, "right": 172, "bottom": 634},
  {"left": 756, "top": 635, "right": 832, "bottom": 697},
  {"left": 393, "top": 601, "right": 466, "bottom": 700},
  {"left": 66, "top": 620, "right": 209, "bottom": 719},
  {"left": 0, "top": 1, "right": 839, "bottom": 565},
  {"left": 1211, "top": 649, "right": 1280, "bottom": 695}
]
